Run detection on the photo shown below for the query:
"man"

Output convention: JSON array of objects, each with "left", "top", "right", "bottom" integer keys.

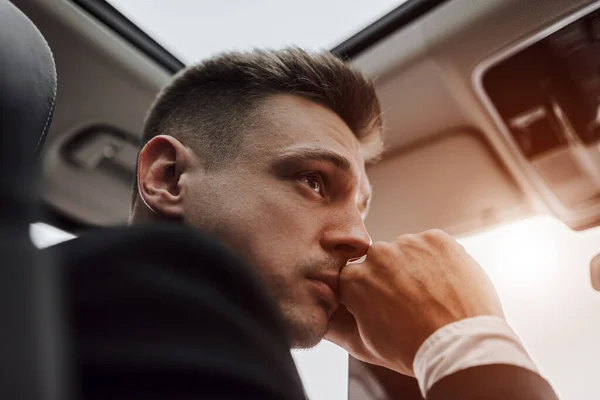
[{"left": 126, "top": 48, "right": 559, "bottom": 399}]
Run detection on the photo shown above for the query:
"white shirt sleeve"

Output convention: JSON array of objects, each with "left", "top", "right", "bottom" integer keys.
[{"left": 412, "top": 316, "right": 539, "bottom": 398}]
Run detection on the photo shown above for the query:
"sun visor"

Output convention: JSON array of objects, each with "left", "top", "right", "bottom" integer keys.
[{"left": 366, "top": 130, "right": 527, "bottom": 240}]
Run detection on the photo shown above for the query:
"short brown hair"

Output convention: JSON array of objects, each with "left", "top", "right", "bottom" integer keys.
[{"left": 132, "top": 47, "right": 383, "bottom": 206}]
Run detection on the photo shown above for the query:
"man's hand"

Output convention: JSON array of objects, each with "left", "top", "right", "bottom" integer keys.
[{"left": 326, "top": 229, "right": 504, "bottom": 376}]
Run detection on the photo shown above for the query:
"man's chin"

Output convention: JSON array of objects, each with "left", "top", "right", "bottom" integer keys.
[
  {"left": 290, "top": 328, "right": 328, "bottom": 349},
  {"left": 285, "top": 307, "right": 330, "bottom": 349}
]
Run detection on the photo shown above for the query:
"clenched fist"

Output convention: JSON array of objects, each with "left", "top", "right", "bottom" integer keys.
[{"left": 326, "top": 229, "right": 504, "bottom": 376}]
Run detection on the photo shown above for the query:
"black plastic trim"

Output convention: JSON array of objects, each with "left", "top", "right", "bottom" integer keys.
[
  {"left": 72, "top": 0, "right": 449, "bottom": 71},
  {"left": 332, "top": 0, "right": 450, "bottom": 59},
  {"left": 39, "top": 203, "right": 91, "bottom": 235},
  {"left": 71, "top": 0, "right": 185, "bottom": 73}
]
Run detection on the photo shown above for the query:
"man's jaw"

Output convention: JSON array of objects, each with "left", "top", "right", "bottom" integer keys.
[{"left": 284, "top": 304, "right": 331, "bottom": 349}]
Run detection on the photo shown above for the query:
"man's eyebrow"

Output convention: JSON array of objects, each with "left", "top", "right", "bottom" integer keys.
[
  {"left": 272, "top": 147, "right": 352, "bottom": 172},
  {"left": 273, "top": 147, "right": 372, "bottom": 213}
]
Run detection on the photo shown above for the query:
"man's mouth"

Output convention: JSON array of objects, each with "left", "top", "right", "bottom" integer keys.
[
  {"left": 314, "top": 273, "right": 339, "bottom": 295},
  {"left": 307, "top": 273, "right": 339, "bottom": 312}
]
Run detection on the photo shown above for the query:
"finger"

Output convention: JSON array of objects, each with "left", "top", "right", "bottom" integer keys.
[
  {"left": 338, "top": 262, "right": 366, "bottom": 305},
  {"left": 325, "top": 304, "right": 360, "bottom": 346},
  {"left": 327, "top": 306, "right": 396, "bottom": 372}
]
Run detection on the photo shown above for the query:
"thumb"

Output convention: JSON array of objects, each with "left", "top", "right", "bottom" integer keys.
[
  {"left": 325, "top": 304, "right": 360, "bottom": 348},
  {"left": 326, "top": 304, "right": 387, "bottom": 370}
]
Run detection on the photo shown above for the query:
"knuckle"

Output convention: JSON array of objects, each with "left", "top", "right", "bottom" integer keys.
[
  {"left": 395, "top": 233, "right": 416, "bottom": 243},
  {"left": 422, "top": 229, "right": 455, "bottom": 248},
  {"left": 368, "top": 240, "right": 396, "bottom": 263},
  {"left": 340, "top": 263, "right": 363, "bottom": 282},
  {"left": 394, "top": 234, "right": 423, "bottom": 253},
  {"left": 339, "top": 265, "right": 366, "bottom": 296},
  {"left": 423, "top": 228, "right": 447, "bottom": 240},
  {"left": 369, "top": 240, "right": 388, "bottom": 253},
  {"left": 391, "top": 235, "right": 415, "bottom": 252}
]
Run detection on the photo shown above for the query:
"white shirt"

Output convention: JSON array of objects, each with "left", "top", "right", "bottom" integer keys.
[{"left": 413, "top": 316, "right": 540, "bottom": 398}]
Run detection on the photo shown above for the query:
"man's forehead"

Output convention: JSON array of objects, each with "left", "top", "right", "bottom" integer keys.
[
  {"left": 251, "top": 95, "right": 364, "bottom": 156},
  {"left": 244, "top": 94, "right": 371, "bottom": 198}
]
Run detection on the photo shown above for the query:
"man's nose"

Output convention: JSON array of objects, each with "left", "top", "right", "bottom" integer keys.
[{"left": 321, "top": 214, "right": 372, "bottom": 263}]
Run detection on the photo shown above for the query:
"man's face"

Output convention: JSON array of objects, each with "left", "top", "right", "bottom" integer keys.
[{"left": 182, "top": 95, "right": 372, "bottom": 348}]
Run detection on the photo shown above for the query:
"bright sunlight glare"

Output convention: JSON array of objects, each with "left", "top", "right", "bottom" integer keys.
[
  {"left": 459, "top": 216, "right": 600, "bottom": 400},
  {"left": 459, "top": 216, "right": 564, "bottom": 292},
  {"left": 30, "top": 222, "right": 75, "bottom": 248}
]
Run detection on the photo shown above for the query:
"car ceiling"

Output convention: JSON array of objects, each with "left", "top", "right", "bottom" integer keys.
[{"left": 12, "top": 0, "right": 600, "bottom": 239}]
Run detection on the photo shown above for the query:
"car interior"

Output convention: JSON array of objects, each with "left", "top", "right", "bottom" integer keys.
[{"left": 7, "top": 0, "right": 600, "bottom": 399}]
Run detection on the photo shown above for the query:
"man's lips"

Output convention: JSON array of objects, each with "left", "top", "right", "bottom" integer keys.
[
  {"left": 313, "top": 273, "right": 339, "bottom": 296},
  {"left": 308, "top": 272, "right": 340, "bottom": 310}
]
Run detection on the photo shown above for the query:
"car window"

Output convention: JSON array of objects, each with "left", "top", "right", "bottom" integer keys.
[
  {"left": 459, "top": 216, "right": 600, "bottom": 400},
  {"left": 30, "top": 222, "right": 76, "bottom": 249},
  {"left": 105, "top": 0, "right": 410, "bottom": 64}
]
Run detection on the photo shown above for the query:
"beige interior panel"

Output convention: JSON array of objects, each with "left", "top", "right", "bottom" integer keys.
[
  {"left": 366, "top": 131, "right": 528, "bottom": 241},
  {"left": 375, "top": 59, "right": 468, "bottom": 150},
  {"left": 354, "top": 0, "right": 598, "bottom": 228},
  {"left": 14, "top": 0, "right": 170, "bottom": 225}
]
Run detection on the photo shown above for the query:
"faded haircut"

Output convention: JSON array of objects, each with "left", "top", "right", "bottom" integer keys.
[{"left": 132, "top": 47, "right": 383, "bottom": 208}]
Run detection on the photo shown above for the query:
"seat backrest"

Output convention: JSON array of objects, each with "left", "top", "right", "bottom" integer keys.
[
  {"left": 0, "top": 1, "right": 64, "bottom": 399},
  {"left": 0, "top": 0, "right": 56, "bottom": 223}
]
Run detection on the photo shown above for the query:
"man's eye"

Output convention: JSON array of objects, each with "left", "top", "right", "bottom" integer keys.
[{"left": 298, "top": 173, "right": 325, "bottom": 196}]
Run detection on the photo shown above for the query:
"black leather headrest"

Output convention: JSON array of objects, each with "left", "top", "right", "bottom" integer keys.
[
  {"left": 0, "top": 0, "right": 56, "bottom": 157},
  {"left": 0, "top": 0, "right": 57, "bottom": 224},
  {"left": 0, "top": 4, "right": 65, "bottom": 399}
]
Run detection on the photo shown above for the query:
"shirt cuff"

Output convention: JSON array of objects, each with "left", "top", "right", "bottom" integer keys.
[{"left": 412, "top": 316, "right": 538, "bottom": 398}]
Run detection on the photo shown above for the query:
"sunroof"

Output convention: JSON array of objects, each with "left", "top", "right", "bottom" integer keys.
[{"left": 105, "top": 0, "right": 411, "bottom": 64}]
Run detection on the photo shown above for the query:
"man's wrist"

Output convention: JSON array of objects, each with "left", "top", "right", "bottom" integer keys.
[{"left": 412, "top": 316, "right": 539, "bottom": 397}]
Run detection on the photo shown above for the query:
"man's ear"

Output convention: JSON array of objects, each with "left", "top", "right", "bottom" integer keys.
[{"left": 137, "top": 135, "right": 190, "bottom": 219}]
